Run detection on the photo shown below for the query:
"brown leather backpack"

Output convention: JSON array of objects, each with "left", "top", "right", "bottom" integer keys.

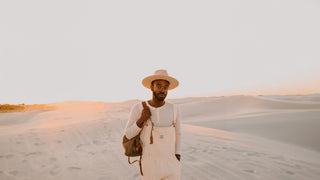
[{"left": 122, "top": 101, "right": 149, "bottom": 175}]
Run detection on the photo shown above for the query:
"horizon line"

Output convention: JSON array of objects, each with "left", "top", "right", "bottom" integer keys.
[{"left": 2, "top": 92, "right": 319, "bottom": 105}]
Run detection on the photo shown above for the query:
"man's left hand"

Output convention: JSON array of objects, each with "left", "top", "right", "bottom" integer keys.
[{"left": 175, "top": 154, "right": 181, "bottom": 161}]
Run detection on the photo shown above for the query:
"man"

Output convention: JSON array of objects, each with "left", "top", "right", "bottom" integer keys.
[{"left": 124, "top": 69, "right": 181, "bottom": 180}]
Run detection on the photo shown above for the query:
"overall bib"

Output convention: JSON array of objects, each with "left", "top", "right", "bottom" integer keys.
[{"left": 140, "top": 120, "right": 181, "bottom": 180}]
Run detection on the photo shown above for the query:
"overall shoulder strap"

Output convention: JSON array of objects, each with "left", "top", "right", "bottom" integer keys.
[{"left": 173, "top": 104, "right": 178, "bottom": 126}]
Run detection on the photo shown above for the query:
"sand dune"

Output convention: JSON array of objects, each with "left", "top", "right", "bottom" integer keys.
[
  {"left": 0, "top": 95, "right": 320, "bottom": 179},
  {"left": 179, "top": 95, "right": 320, "bottom": 121},
  {"left": 179, "top": 95, "right": 320, "bottom": 152}
]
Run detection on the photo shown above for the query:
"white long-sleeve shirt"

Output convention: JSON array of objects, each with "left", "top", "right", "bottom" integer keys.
[{"left": 124, "top": 101, "right": 182, "bottom": 154}]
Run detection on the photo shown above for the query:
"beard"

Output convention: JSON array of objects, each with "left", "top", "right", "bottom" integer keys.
[{"left": 153, "top": 91, "right": 167, "bottom": 102}]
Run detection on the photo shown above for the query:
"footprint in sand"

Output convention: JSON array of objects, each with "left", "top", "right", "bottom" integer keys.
[
  {"left": 25, "top": 151, "right": 42, "bottom": 157},
  {"left": 55, "top": 140, "right": 62, "bottom": 144},
  {"left": 67, "top": 166, "right": 81, "bottom": 171},
  {"left": 270, "top": 155, "right": 285, "bottom": 160},
  {"left": 93, "top": 140, "right": 106, "bottom": 145},
  {"left": 6, "top": 154, "right": 14, "bottom": 159},
  {"left": 286, "top": 170, "right": 295, "bottom": 175},
  {"left": 34, "top": 142, "right": 46, "bottom": 146},
  {"left": 50, "top": 166, "right": 60, "bottom": 176},
  {"left": 88, "top": 152, "right": 95, "bottom": 156},
  {"left": 75, "top": 143, "right": 89, "bottom": 151},
  {"left": 9, "top": 170, "right": 19, "bottom": 176},
  {"left": 243, "top": 169, "right": 256, "bottom": 174},
  {"left": 294, "top": 164, "right": 302, "bottom": 169},
  {"left": 246, "top": 152, "right": 266, "bottom": 157},
  {"left": 102, "top": 149, "right": 109, "bottom": 154},
  {"left": 50, "top": 157, "right": 57, "bottom": 162}
]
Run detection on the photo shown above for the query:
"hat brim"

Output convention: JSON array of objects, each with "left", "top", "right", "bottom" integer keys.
[{"left": 142, "top": 75, "right": 179, "bottom": 90}]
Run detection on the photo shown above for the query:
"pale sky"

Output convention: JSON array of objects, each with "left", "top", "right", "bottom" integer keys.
[{"left": 1, "top": 0, "right": 320, "bottom": 104}]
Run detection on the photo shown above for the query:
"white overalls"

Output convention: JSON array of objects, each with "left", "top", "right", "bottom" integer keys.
[{"left": 140, "top": 119, "right": 181, "bottom": 180}]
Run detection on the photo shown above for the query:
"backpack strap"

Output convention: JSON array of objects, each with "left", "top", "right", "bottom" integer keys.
[
  {"left": 139, "top": 155, "right": 143, "bottom": 176},
  {"left": 127, "top": 101, "right": 150, "bottom": 176},
  {"left": 128, "top": 156, "right": 143, "bottom": 176},
  {"left": 128, "top": 157, "right": 139, "bottom": 164}
]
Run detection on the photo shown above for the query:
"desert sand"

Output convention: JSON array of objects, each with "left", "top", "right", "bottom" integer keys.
[{"left": 1, "top": 95, "right": 320, "bottom": 180}]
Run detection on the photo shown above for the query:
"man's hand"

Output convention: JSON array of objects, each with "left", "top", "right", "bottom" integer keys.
[
  {"left": 175, "top": 154, "right": 181, "bottom": 161},
  {"left": 136, "top": 102, "right": 151, "bottom": 128}
]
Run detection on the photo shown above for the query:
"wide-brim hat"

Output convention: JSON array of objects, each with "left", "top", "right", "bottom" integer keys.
[{"left": 142, "top": 69, "right": 179, "bottom": 90}]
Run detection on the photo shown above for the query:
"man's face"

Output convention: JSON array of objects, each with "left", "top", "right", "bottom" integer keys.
[{"left": 151, "top": 80, "right": 169, "bottom": 101}]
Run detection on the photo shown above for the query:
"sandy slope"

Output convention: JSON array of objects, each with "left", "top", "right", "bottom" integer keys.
[
  {"left": 0, "top": 95, "right": 320, "bottom": 180},
  {"left": 179, "top": 95, "right": 320, "bottom": 152},
  {"left": 181, "top": 124, "right": 320, "bottom": 180}
]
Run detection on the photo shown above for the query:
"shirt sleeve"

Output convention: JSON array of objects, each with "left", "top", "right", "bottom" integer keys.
[
  {"left": 175, "top": 105, "right": 182, "bottom": 155},
  {"left": 124, "top": 103, "right": 142, "bottom": 139}
]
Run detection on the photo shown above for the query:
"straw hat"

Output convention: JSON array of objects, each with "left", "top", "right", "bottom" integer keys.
[{"left": 142, "top": 69, "right": 179, "bottom": 90}]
